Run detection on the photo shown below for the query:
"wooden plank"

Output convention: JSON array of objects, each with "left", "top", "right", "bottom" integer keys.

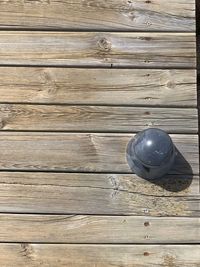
[
  {"left": 0, "top": 104, "right": 197, "bottom": 133},
  {"left": 0, "top": 172, "right": 198, "bottom": 216},
  {"left": 0, "top": 32, "right": 196, "bottom": 68},
  {"left": 0, "top": 0, "right": 195, "bottom": 32},
  {"left": 0, "top": 68, "right": 197, "bottom": 107},
  {"left": 0, "top": 133, "right": 198, "bottom": 174},
  {"left": 0, "top": 244, "right": 199, "bottom": 267},
  {"left": 0, "top": 214, "right": 199, "bottom": 243}
]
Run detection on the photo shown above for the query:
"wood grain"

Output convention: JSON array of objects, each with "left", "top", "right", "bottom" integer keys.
[
  {"left": 0, "top": 0, "right": 195, "bottom": 32},
  {"left": 0, "top": 0, "right": 197, "bottom": 263},
  {"left": 0, "top": 172, "right": 198, "bottom": 216},
  {"left": 0, "top": 214, "right": 199, "bottom": 243},
  {"left": 0, "top": 133, "right": 198, "bottom": 174},
  {"left": 0, "top": 32, "right": 196, "bottom": 67},
  {"left": 0, "top": 104, "right": 197, "bottom": 133},
  {"left": 0, "top": 244, "right": 199, "bottom": 267},
  {"left": 0, "top": 68, "right": 197, "bottom": 107}
]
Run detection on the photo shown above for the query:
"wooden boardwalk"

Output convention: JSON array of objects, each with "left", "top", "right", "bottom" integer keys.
[{"left": 0, "top": 1, "right": 199, "bottom": 266}]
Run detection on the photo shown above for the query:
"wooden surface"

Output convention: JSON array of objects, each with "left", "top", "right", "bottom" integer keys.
[
  {"left": 0, "top": 133, "right": 198, "bottom": 174},
  {"left": 0, "top": 244, "right": 199, "bottom": 267},
  {"left": 0, "top": 0, "right": 199, "bottom": 266},
  {"left": 0, "top": 214, "right": 199, "bottom": 243},
  {"left": 0, "top": 68, "right": 197, "bottom": 107},
  {"left": 0, "top": 105, "right": 197, "bottom": 133},
  {"left": 0, "top": 32, "right": 196, "bottom": 67},
  {"left": 0, "top": 172, "right": 198, "bottom": 216},
  {"left": 0, "top": 0, "right": 195, "bottom": 31}
]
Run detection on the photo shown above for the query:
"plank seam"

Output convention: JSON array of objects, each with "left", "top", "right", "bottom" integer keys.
[
  {"left": 0, "top": 103, "right": 197, "bottom": 108},
  {"left": 0, "top": 242, "right": 199, "bottom": 245}
]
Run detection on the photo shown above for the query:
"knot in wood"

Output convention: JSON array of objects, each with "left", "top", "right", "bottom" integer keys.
[
  {"left": 167, "top": 81, "right": 175, "bottom": 89},
  {"left": 144, "top": 252, "right": 150, "bottom": 256},
  {"left": 139, "top": 36, "right": 152, "bottom": 41},
  {"left": 98, "top": 38, "right": 112, "bottom": 52},
  {"left": 0, "top": 119, "right": 6, "bottom": 129},
  {"left": 144, "top": 221, "right": 150, "bottom": 227}
]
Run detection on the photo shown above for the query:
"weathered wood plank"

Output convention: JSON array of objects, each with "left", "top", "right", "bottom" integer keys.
[
  {"left": 0, "top": 68, "right": 197, "bottom": 107},
  {"left": 0, "top": 214, "right": 199, "bottom": 243},
  {"left": 0, "top": 172, "right": 198, "bottom": 216},
  {"left": 0, "top": 0, "right": 195, "bottom": 32},
  {"left": 0, "top": 244, "right": 199, "bottom": 267},
  {"left": 0, "top": 32, "right": 196, "bottom": 67},
  {"left": 0, "top": 104, "right": 197, "bottom": 133},
  {"left": 0, "top": 133, "right": 198, "bottom": 174}
]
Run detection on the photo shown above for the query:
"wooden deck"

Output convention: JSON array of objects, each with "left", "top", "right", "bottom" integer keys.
[{"left": 0, "top": 1, "right": 199, "bottom": 266}]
